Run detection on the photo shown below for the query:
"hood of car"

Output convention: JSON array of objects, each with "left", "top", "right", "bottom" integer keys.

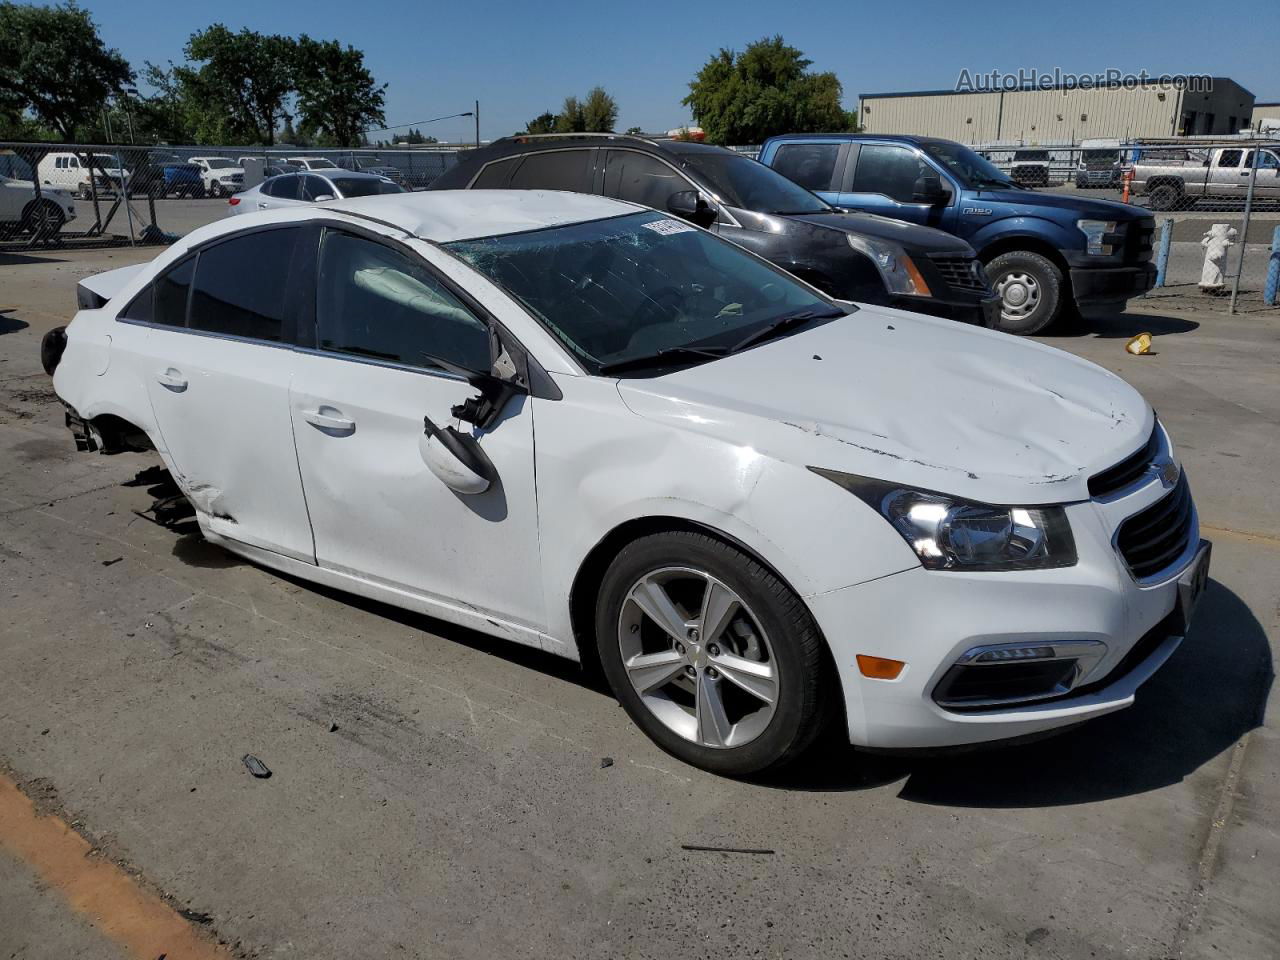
[
  {"left": 616, "top": 305, "right": 1152, "bottom": 506},
  {"left": 742, "top": 209, "right": 975, "bottom": 257}
]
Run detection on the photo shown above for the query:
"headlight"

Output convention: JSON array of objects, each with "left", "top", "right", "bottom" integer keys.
[
  {"left": 810, "top": 468, "right": 1077, "bottom": 571},
  {"left": 847, "top": 235, "right": 932, "bottom": 297},
  {"left": 1077, "top": 219, "right": 1117, "bottom": 256}
]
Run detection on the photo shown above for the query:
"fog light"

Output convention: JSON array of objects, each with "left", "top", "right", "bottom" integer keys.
[
  {"left": 857, "top": 655, "right": 906, "bottom": 680},
  {"left": 972, "top": 645, "right": 1055, "bottom": 663}
]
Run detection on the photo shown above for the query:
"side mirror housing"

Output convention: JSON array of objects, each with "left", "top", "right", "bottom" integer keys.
[
  {"left": 912, "top": 175, "right": 947, "bottom": 204},
  {"left": 313, "top": 193, "right": 335, "bottom": 202},
  {"left": 667, "top": 190, "right": 716, "bottom": 227},
  {"left": 420, "top": 415, "right": 496, "bottom": 495}
]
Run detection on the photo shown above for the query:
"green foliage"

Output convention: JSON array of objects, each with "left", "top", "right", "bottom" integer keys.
[
  {"left": 392, "top": 128, "right": 438, "bottom": 144},
  {"left": 624, "top": 126, "right": 644, "bottom": 136},
  {"left": 0, "top": 1, "right": 133, "bottom": 139},
  {"left": 554, "top": 96, "right": 585, "bottom": 133},
  {"left": 683, "top": 35, "right": 855, "bottom": 144},
  {"left": 549, "top": 88, "right": 617, "bottom": 134},
  {"left": 581, "top": 86, "right": 617, "bottom": 133},
  {"left": 523, "top": 111, "right": 556, "bottom": 135},
  {"left": 183, "top": 25, "right": 295, "bottom": 145},
  {"left": 292, "top": 36, "right": 385, "bottom": 148}
]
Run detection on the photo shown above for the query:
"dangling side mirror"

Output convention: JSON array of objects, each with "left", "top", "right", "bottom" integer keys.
[{"left": 420, "top": 414, "right": 496, "bottom": 495}]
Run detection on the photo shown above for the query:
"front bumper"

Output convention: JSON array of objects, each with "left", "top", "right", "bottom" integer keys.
[
  {"left": 806, "top": 473, "right": 1205, "bottom": 749},
  {"left": 1070, "top": 264, "right": 1157, "bottom": 315},
  {"left": 890, "top": 293, "right": 1001, "bottom": 327}
]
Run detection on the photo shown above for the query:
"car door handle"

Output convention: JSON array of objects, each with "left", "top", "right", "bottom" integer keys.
[
  {"left": 302, "top": 407, "right": 355, "bottom": 434},
  {"left": 156, "top": 368, "right": 187, "bottom": 392},
  {"left": 257, "top": 202, "right": 268, "bottom": 208}
]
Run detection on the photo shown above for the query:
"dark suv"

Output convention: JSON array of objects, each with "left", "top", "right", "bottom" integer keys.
[{"left": 430, "top": 135, "right": 999, "bottom": 327}]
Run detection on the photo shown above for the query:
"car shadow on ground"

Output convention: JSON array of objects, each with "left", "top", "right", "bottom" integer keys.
[
  {"left": 768, "top": 578, "right": 1272, "bottom": 806},
  {"left": 0, "top": 308, "right": 29, "bottom": 335},
  {"left": 1048, "top": 310, "right": 1200, "bottom": 339}
]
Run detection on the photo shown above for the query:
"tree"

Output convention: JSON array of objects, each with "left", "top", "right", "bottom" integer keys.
[
  {"left": 683, "top": 35, "right": 854, "bottom": 144},
  {"left": 0, "top": 1, "right": 133, "bottom": 140},
  {"left": 523, "top": 111, "right": 556, "bottom": 135},
  {"left": 554, "top": 96, "right": 584, "bottom": 133},
  {"left": 581, "top": 86, "right": 617, "bottom": 132},
  {"left": 624, "top": 126, "right": 644, "bottom": 136},
  {"left": 134, "top": 61, "right": 200, "bottom": 144},
  {"left": 183, "top": 25, "right": 296, "bottom": 145},
  {"left": 292, "top": 36, "right": 385, "bottom": 148}
]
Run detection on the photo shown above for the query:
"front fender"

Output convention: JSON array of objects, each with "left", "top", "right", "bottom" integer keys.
[{"left": 969, "top": 216, "right": 1080, "bottom": 258}]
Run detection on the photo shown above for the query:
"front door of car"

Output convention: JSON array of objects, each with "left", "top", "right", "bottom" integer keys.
[
  {"left": 830, "top": 143, "right": 950, "bottom": 229},
  {"left": 131, "top": 227, "right": 317, "bottom": 563},
  {"left": 287, "top": 226, "right": 545, "bottom": 635},
  {"left": 1244, "top": 149, "right": 1280, "bottom": 199}
]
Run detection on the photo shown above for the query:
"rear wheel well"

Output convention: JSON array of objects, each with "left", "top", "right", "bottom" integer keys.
[
  {"left": 82, "top": 414, "right": 154, "bottom": 454},
  {"left": 1145, "top": 176, "right": 1185, "bottom": 193}
]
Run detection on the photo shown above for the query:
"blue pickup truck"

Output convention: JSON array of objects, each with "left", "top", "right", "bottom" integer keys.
[{"left": 759, "top": 135, "right": 1155, "bottom": 334}]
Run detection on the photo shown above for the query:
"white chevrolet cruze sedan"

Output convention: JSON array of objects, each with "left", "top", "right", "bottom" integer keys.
[{"left": 47, "top": 191, "right": 1209, "bottom": 776}]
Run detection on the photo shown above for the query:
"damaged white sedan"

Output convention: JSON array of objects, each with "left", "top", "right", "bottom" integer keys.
[{"left": 46, "top": 191, "right": 1209, "bottom": 775}]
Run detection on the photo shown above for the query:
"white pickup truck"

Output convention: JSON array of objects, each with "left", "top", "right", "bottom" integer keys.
[{"left": 1131, "top": 144, "right": 1280, "bottom": 209}]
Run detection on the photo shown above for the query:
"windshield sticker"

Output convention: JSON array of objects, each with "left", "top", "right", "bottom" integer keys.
[{"left": 641, "top": 219, "right": 696, "bottom": 236}]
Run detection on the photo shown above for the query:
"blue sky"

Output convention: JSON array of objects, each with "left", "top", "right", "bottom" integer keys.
[{"left": 80, "top": 0, "right": 1280, "bottom": 141}]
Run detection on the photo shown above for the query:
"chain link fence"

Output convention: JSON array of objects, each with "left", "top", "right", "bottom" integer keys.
[{"left": 0, "top": 142, "right": 465, "bottom": 252}]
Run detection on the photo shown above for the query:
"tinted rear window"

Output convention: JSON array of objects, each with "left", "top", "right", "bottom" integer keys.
[
  {"left": 507, "top": 150, "right": 594, "bottom": 192},
  {"left": 331, "top": 177, "right": 405, "bottom": 198},
  {"left": 189, "top": 228, "right": 299, "bottom": 342},
  {"left": 771, "top": 143, "right": 840, "bottom": 191}
]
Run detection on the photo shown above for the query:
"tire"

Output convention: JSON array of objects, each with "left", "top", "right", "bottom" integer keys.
[
  {"left": 984, "top": 250, "right": 1065, "bottom": 335},
  {"left": 1147, "top": 183, "right": 1181, "bottom": 211},
  {"left": 210, "top": 182, "right": 223, "bottom": 198},
  {"left": 77, "top": 182, "right": 91, "bottom": 200},
  {"left": 23, "top": 199, "right": 65, "bottom": 241},
  {"left": 594, "top": 531, "right": 834, "bottom": 776}
]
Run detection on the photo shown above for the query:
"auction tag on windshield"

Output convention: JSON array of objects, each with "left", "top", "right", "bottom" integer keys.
[{"left": 642, "top": 219, "right": 696, "bottom": 236}]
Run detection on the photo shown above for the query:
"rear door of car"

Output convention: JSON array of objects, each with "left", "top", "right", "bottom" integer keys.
[
  {"left": 256, "top": 174, "right": 303, "bottom": 211},
  {"left": 766, "top": 140, "right": 848, "bottom": 205},
  {"left": 130, "top": 226, "right": 317, "bottom": 562},
  {"left": 502, "top": 149, "right": 600, "bottom": 194}
]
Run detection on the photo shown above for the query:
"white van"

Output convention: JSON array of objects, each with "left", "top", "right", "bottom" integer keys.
[
  {"left": 1075, "top": 138, "right": 1125, "bottom": 188},
  {"left": 38, "top": 152, "right": 131, "bottom": 199},
  {"left": 1, "top": 151, "right": 77, "bottom": 237}
]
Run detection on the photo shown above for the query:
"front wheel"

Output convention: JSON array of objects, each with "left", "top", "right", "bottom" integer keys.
[
  {"left": 985, "top": 250, "right": 1065, "bottom": 335},
  {"left": 595, "top": 531, "right": 833, "bottom": 776},
  {"left": 1146, "top": 183, "right": 1181, "bottom": 211}
]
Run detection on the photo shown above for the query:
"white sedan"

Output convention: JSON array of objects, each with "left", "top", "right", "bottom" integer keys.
[
  {"left": 45, "top": 191, "right": 1208, "bottom": 775},
  {"left": 228, "top": 169, "right": 404, "bottom": 214}
]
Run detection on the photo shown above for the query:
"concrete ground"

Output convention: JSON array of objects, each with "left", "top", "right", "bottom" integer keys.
[{"left": 1, "top": 247, "right": 1277, "bottom": 960}]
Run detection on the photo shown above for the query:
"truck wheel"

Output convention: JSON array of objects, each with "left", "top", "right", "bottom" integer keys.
[
  {"left": 985, "top": 250, "right": 1064, "bottom": 335},
  {"left": 1147, "top": 183, "right": 1181, "bottom": 211}
]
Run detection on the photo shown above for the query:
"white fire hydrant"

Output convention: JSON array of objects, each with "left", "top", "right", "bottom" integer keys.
[{"left": 1199, "top": 223, "right": 1237, "bottom": 293}]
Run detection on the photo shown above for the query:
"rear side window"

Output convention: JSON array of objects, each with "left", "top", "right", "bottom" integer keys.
[
  {"left": 148, "top": 257, "right": 195, "bottom": 327},
  {"left": 771, "top": 143, "right": 840, "bottom": 191},
  {"left": 852, "top": 145, "right": 929, "bottom": 203},
  {"left": 1217, "top": 150, "right": 1241, "bottom": 168},
  {"left": 507, "top": 150, "right": 594, "bottom": 192},
  {"left": 603, "top": 151, "right": 686, "bottom": 209},
  {"left": 188, "top": 228, "right": 299, "bottom": 342},
  {"left": 472, "top": 157, "right": 518, "bottom": 188},
  {"left": 263, "top": 174, "right": 299, "bottom": 199},
  {"left": 316, "top": 230, "right": 491, "bottom": 373}
]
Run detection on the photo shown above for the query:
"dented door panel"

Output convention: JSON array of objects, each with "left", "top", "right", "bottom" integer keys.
[{"left": 287, "top": 353, "right": 545, "bottom": 641}]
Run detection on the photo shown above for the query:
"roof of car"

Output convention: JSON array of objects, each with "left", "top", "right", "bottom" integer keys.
[{"left": 213, "top": 189, "right": 641, "bottom": 244}]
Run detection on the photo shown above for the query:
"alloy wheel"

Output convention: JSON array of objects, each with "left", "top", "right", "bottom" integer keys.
[{"left": 617, "top": 567, "right": 778, "bottom": 749}]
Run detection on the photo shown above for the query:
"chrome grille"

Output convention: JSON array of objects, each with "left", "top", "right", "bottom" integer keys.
[{"left": 1116, "top": 473, "right": 1194, "bottom": 580}]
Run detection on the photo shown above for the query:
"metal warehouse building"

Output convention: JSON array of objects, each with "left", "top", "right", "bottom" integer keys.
[
  {"left": 858, "top": 78, "right": 1255, "bottom": 143},
  {"left": 1252, "top": 102, "right": 1280, "bottom": 130}
]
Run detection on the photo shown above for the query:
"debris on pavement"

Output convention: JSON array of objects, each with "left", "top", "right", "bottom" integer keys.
[
  {"left": 101, "top": 557, "right": 123, "bottom": 566},
  {"left": 241, "top": 755, "right": 272, "bottom": 779},
  {"left": 680, "top": 844, "right": 775, "bottom": 855},
  {"left": 1126, "top": 332, "right": 1153, "bottom": 355},
  {"left": 599, "top": 757, "right": 614, "bottom": 768},
  {"left": 177, "top": 907, "right": 213, "bottom": 924}
]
